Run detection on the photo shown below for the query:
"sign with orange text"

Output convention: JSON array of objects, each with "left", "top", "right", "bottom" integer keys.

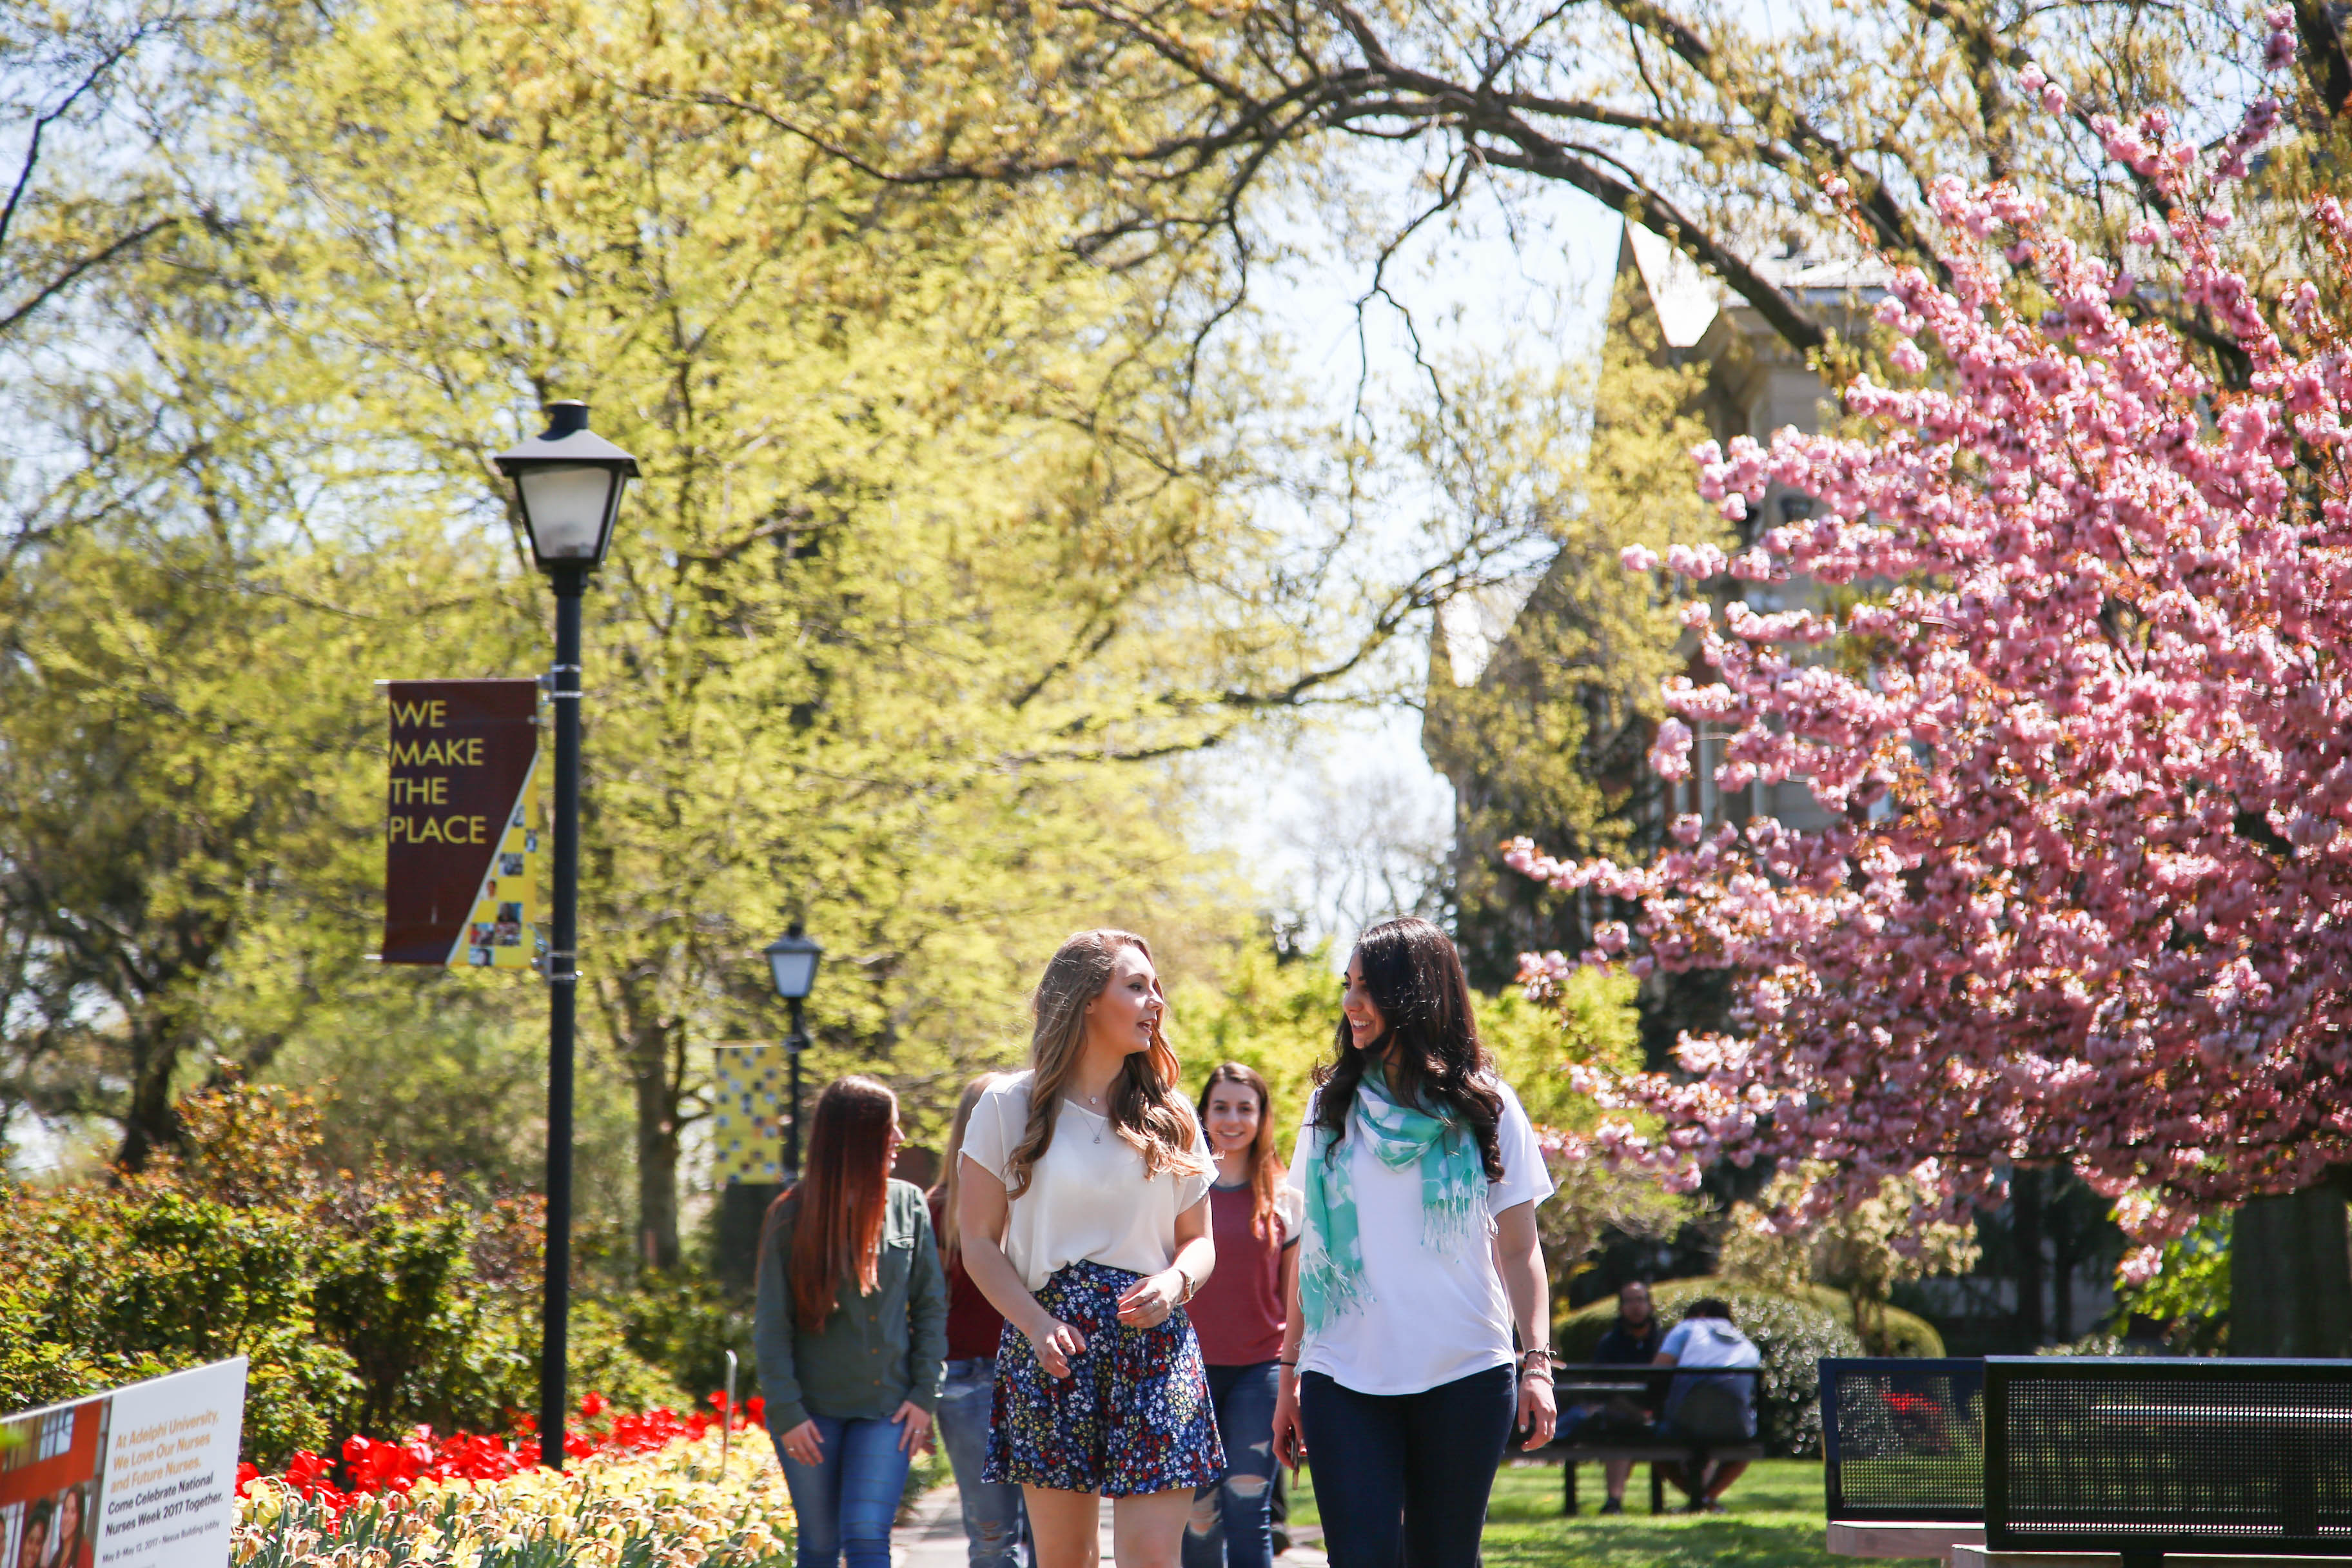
[
  {"left": 380, "top": 679, "right": 545, "bottom": 968},
  {"left": 0, "top": 1357, "right": 246, "bottom": 1568}
]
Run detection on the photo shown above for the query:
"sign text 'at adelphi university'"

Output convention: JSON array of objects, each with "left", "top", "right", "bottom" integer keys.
[
  {"left": 0, "top": 1358, "right": 247, "bottom": 1568},
  {"left": 379, "top": 678, "right": 547, "bottom": 970}
]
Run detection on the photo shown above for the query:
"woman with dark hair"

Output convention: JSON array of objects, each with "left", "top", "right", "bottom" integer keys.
[
  {"left": 44, "top": 1485, "right": 85, "bottom": 1568},
  {"left": 957, "top": 930, "right": 1223, "bottom": 1568},
  {"left": 756, "top": 1075, "right": 948, "bottom": 1568},
  {"left": 15, "top": 1500, "right": 50, "bottom": 1568},
  {"left": 1182, "top": 1063, "right": 1298, "bottom": 1568},
  {"left": 1269, "top": 917, "right": 1556, "bottom": 1568}
]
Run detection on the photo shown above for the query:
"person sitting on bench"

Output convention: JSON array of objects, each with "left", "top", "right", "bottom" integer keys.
[
  {"left": 1652, "top": 1298, "right": 1759, "bottom": 1514},
  {"left": 1562, "top": 1280, "right": 1664, "bottom": 1514}
]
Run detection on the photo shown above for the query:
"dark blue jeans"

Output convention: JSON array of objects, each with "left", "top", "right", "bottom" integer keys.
[
  {"left": 1183, "top": 1360, "right": 1281, "bottom": 1568},
  {"left": 1297, "top": 1365, "right": 1516, "bottom": 1568},
  {"left": 774, "top": 1413, "right": 915, "bottom": 1568}
]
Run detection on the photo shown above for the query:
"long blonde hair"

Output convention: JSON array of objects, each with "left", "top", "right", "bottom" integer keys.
[
  {"left": 930, "top": 1072, "right": 999, "bottom": 1265},
  {"left": 1004, "top": 930, "right": 1207, "bottom": 1199}
]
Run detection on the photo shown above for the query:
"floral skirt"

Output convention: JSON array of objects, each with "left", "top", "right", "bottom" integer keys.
[{"left": 984, "top": 1259, "right": 1226, "bottom": 1496}]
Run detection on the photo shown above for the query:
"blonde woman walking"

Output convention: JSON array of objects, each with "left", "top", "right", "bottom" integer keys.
[{"left": 957, "top": 930, "right": 1223, "bottom": 1568}]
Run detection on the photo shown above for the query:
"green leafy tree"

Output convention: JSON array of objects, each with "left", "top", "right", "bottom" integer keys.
[{"left": 3, "top": 0, "right": 1563, "bottom": 1271}]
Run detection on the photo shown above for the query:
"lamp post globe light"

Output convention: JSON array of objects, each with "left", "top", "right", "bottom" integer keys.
[
  {"left": 763, "top": 925, "right": 823, "bottom": 1179},
  {"left": 493, "top": 400, "right": 638, "bottom": 1471}
]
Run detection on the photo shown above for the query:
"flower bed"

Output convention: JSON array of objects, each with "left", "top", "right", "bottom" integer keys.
[{"left": 233, "top": 1395, "right": 791, "bottom": 1566}]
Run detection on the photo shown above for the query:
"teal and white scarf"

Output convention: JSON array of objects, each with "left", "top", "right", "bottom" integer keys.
[{"left": 1297, "top": 1071, "right": 1487, "bottom": 1335}]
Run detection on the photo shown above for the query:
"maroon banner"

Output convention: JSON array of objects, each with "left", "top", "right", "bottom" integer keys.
[{"left": 381, "top": 679, "right": 541, "bottom": 965}]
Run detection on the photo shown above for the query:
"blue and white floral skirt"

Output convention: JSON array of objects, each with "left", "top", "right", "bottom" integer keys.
[{"left": 985, "top": 1259, "right": 1226, "bottom": 1496}]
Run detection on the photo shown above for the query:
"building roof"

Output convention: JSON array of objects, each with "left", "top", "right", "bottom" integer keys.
[
  {"left": 1435, "top": 574, "right": 1547, "bottom": 687},
  {"left": 1621, "top": 220, "right": 1890, "bottom": 349}
]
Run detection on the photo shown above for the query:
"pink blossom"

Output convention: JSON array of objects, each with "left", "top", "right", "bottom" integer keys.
[{"left": 1512, "top": 75, "right": 2352, "bottom": 1242}]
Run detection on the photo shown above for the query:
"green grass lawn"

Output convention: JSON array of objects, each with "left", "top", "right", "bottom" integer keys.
[{"left": 1286, "top": 1460, "right": 1913, "bottom": 1568}]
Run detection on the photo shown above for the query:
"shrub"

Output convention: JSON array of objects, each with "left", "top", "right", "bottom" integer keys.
[
  {"left": 1556, "top": 1278, "right": 1863, "bottom": 1456},
  {"left": 0, "top": 1086, "right": 680, "bottom": 1467}
]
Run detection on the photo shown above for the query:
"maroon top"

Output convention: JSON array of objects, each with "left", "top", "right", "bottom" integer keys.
[
  {"left": 933, "top": 1194, "right": 1008, "bottom": 1360},
  {"left": 1188, "top": 1181, "right": 1293, "bottom": 1366}
]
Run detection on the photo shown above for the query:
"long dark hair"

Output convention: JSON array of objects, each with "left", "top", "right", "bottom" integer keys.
[
  {"left": 1199, "top": 1062, "right": 1282, "bottom": 1238},
  {"left": 766, "top": 1075, "right": 896, "bottom": 1331},
  {"left": 1315, "top": 917, "right": 1504, "bottom": 1179}
]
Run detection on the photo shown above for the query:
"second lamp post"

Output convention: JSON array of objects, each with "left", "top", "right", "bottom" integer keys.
[
  {"left": 763, "top": 925, "right": 823, "bottom": 1179},
  {"left": 494, "top": 400, "right": 638, "bottom": 1471}
]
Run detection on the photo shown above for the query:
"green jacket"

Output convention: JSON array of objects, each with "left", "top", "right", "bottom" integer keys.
[{"left": 754, "top": 1178, "right": 948, "bottom": 1435}]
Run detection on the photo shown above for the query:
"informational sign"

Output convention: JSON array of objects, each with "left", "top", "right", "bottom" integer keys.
[
  {"left": 712, "top": 1044, "right": 789, "bottom": 1185},
  {"left": 380, "top": 679, "right": 546, "bottom": 969},
  {"left": 0, "top": 1358, "right": 246, "bottom": 1568}
]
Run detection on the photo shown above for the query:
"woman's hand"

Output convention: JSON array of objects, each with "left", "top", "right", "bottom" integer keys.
[
  {"left": 1516, "top": 1370, "right": 1558, "bottom": 1451},
  {"left": 1025, "top": 1315, "right": 1087, "bottom": 1378},
  {"left": 1272, "top": 1373, "right": 1307, "bottom": 1472},
  {"left": 779, "top": 1419, "right": 824, "bottom": 1466},
  {"left": 1115, "top": 1269, "right": 1186, "bottom": 1329},
  {"left": 891, "top": 1400, "right": 934, "bottom": 1455}
]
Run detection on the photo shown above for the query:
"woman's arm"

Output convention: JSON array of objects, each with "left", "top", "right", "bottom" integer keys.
[
  {"left": 894, "top": 1191, "right": 950, "bottom": 1453},
  {"left": 956, "top": 1153, "right": 1086, "bottom": 1377},
  {"left": 1495, "top": 1199, "right": 1556, "bottom": 1451},
  {"left": 1271, "top": 1235, "right": 1307, "bottom": 1471},
  {"left": 1115, "top": 1193, "right": 1213, "bottom": 1326}
]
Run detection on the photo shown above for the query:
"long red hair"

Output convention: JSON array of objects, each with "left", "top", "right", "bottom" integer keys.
[{"left": 771, "top": 1075, "right": 897, "bottom": 1331}]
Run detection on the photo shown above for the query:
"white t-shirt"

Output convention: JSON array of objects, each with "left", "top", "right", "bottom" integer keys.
[
  {"left": 960, "top": 1070, "right": 1215, "bottom": 1292},
  {"left": 1284, "top": 1079, "right": 1554, "bottom": 1396}
]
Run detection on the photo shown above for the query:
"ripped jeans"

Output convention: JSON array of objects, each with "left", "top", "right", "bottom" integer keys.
[
  {"left": 935, "top": 1358, "right": 1026, "bottom": 1568},
  {"left": 1184, "top": 1360, "right": 1281, "bottom": 1568}
]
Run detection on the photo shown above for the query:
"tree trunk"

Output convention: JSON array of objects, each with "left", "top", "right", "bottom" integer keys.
[
  {"left": 2052, "top": 1202, "right": 2077, "bottom": 1344},
  {"left": 631, "top": 1030, "right": 683, "bottom": 1272},
  {"left": 2012, "top": 1167, "right": 2046, "bottom": 1347},
  {"left": 113, "top": 1021, "right": 185, "bottom": 1173},
  {"left": 2229, "top": 1179, "right": 2352, "bottom": 1357}
]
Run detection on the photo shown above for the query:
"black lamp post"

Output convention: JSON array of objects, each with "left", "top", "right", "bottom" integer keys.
[
  {"left": 763, "top": 925, "right": 823, "bottom": 1179},
  {"left": 494, "top": 400, "right": 638, "bottom": 1471}
]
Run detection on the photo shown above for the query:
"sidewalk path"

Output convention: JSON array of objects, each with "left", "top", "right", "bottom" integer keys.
[{"left": 897, "top": 1485, "right": 1328, "bottom": 1568}]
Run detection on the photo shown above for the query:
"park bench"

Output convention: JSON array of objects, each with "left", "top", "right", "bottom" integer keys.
[
  {"left": 1823, "top": 1355, "right": 2352, "bottom": 1567},
  {"left": 1820, "top": 1357, "right": 1986, "bottom": 1562},
  {"left": 1544, "top": 1364, "right": 1765, "bottom": 1515}
]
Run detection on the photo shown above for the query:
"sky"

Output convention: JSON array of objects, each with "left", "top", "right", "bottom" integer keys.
[{"left": 1188, "top": 148, "right": 1631, "bottom": 956}]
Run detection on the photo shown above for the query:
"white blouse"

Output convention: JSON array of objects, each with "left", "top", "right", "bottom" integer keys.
[{"left": 960, "top": 1070, "right": 1214, "bottom": 1291}]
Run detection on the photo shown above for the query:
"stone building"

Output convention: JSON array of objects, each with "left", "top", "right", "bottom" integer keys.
[{"left": 1423, "top": 220, "right": 1874, "bottom": 994}]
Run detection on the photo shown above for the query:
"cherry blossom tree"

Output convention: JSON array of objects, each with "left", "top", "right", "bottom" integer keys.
[{"left": 1508, "top": 15, "right": 2352, "bottom": 1352}]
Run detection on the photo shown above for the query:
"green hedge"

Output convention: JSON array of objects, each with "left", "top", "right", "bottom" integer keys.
[
  {"left": 0, "top": 1089, "right": 683, "bottom": 1467},
  {"left": 1556, "top": 1280, "right": 1867, "bottom": 1456}
]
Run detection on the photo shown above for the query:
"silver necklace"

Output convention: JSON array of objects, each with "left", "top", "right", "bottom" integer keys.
[{"left": 1077, "top": 1090, "right": 1104, "bottom": 1142}]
